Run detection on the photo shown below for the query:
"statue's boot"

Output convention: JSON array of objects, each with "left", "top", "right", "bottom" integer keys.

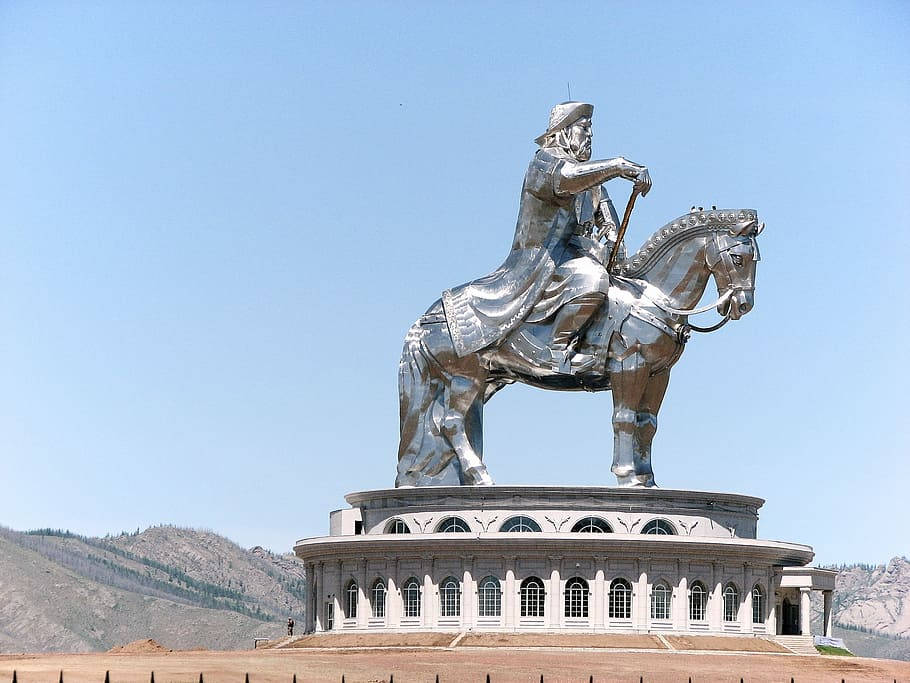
[{"left": 550, "top": 292, "right": 605, "bottom": 373}]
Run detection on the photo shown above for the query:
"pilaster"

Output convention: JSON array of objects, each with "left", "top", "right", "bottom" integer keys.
[
  {"left": 548, "top": 557, "right": 561, "bottom": 628},
  {"left": 505, "top": 562, "right": 516, "bottom": 630},
  {"left": 594, "top": 559, "right": 605, "bottom": 630}
]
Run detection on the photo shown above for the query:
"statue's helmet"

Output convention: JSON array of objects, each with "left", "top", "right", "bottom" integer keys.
[{"left": 534, "top": 101, "right": 594, "bottom": 145}]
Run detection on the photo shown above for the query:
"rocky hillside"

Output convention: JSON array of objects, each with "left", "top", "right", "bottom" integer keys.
[
  {"left": 832, "top": 557, "right": 910, "bottom": 638},
  {"left": 811, "top": 557, "right": 910, "bottom": 660},
  {"left": 0, "top": 525, "right": 305, "bottom": 653}
]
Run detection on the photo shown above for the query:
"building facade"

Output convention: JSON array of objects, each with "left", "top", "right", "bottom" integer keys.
[{"left": 295, "top": 486, "right": 835, "bottom": 637}]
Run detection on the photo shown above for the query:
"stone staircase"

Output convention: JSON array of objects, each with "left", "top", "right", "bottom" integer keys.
[{"left": 774, "top": 635, "right": 819, "bottom": 656}]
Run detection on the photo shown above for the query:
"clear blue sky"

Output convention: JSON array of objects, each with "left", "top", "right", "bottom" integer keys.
[{"left": 1, "top": 2, "right": 907, "bottom": 565}]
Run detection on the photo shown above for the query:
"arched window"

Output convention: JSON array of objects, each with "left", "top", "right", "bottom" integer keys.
[
  {"left": 609, "top": 578, "right": 632, "bottom": 619},
  {"left": 641, "top": 519, "right": 676, "bottom": 535},
  {"left": 651, "top": 581, "right": 671, "bottom": 620},
  {"left": 478, "top": 576, "right": 501, "bottom": 617},
  {"left": 440, "top": 576, "right": 461, "bottom": 617},
  {"left": 499, "top": 516, "right": 542, "bottom": 532},
  {"left": 752, "top": 584, "right": 765, "bottom": 623},
  {"left": 520, "top": 577, "right": 545, "bottom": 617},
  {"left": 564, "top": 577, "right": 589, "bottom": 618},
  {"left": 689, "top": 581, "right": 708, "bottom": 621},
  {"left": 402, "top": 577, "right": 421, "bottom": 618},
  {"left": 723, "top": 583, "right": 739, "bottom": 622},
  {"left": 436, "top": 516, "right": 470, "bottom": 533},
  {"left": 371, "top": 579, "right": 387, "bottom": 618},
  {"left": 386, "top": 518, "right": 411, "bottom": 534},
  {"left": 571, "top": 516, "right": 612, "bottom": 533},
  {"left": 345, "top": 579, "right": 358, "bottom": 619}
]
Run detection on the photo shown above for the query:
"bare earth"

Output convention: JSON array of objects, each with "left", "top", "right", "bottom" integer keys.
[{"left": 2, "top": 648, "right": 910, "bottom": 683}]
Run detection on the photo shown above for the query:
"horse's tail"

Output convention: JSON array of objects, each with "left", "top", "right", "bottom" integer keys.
[{"left": 396, "top": 320, "right": 455, "bottom": 486}]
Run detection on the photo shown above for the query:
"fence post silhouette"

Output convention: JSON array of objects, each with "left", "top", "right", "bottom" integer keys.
[
  {"left": 245, "top": 674, "right": 250, "bottom": 683},
  {"left": 199, "top": 674, "right": 204, "bottom": 683},
  {"left": 12, "top": 670, "right": 17, "bottom": 683},
  {"left": 293, "top": 675, "right": 297, "bottom": 683},
  {"left": 59, "top": 670, "right": 63, "bottom": 683},
  {"left": 104, "top": 671, "right": 110, "bottom": 683}
]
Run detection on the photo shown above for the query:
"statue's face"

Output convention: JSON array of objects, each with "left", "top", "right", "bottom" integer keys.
[{"left": 566, "top": 117, "right": 592, "bottom": 161}]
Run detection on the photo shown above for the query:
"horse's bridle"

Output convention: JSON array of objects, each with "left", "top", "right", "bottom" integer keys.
[{"left": 616, "top": 230, "right": 756, "bottom": 337}]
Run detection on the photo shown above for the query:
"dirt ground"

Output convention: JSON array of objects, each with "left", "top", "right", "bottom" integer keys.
[{"left": 2, "top": 648, "right": 910, "bottom": 683}]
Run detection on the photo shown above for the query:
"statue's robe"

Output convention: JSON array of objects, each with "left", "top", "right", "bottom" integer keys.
[{"left": 442, "top": 146, "right": 622, "bottom": 357}]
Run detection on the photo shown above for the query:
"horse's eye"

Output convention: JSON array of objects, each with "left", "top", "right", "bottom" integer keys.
[{"left": 731, "top": 254, "right": 744, "bottom": 267}]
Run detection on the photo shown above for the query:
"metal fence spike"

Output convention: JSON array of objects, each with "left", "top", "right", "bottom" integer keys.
[
  {"left": 59, "top": 670, "right": 63, "bottom": 683},
  {"left": 150, "top": 673, "right": 154, "bottom": 683},
  {"left": 104, "top": 671, "right": 110, "bottom": 683},
  {"left": 12, "top": 670, "right": 17, "bottom": 683}
]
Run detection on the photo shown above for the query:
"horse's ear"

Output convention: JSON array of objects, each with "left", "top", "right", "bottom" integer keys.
[{"left": 756, "top": 221, "right": 765, "bottom": 235}]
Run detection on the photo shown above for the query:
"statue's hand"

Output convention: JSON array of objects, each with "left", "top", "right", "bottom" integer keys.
[
  {"left": 619, "top": 158, "right": 650, "bottom": 193},
  {"left": 634, "top": 167, "right": 652, "bottom": 197}
]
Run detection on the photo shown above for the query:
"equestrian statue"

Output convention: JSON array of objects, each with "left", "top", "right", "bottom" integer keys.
[{"left": 397, "top": 101, "right": 763, "bottom": 488}]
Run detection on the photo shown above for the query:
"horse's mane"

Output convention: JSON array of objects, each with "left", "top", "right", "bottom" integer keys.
[{"left": 618, "top": 208, "right": 758, "bottom": 277}]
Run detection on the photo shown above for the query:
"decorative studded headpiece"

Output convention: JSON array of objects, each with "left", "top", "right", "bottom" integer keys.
[{"left": 534, "top": 101, "right": 594, "bottom": 146}]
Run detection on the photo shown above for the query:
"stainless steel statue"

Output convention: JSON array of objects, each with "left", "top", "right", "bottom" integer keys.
[{"left": 397, "top": 101, "right": 763, "bottom": 488}]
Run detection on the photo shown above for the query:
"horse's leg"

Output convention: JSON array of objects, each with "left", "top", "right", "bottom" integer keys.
[
  {"left": 632, "top": 369, "right": 670, "bottom": 487},
  {"left": 441, "top": 373, "right": 494, "bottom": 486},
  {"left": 608, "top": 348, "right": 651, "bottom": 486}
]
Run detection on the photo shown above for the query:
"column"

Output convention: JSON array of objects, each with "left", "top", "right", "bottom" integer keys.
[
  {"left": 743, "top": 564, "right": 752, "bottom": 632},
  {"left": 800, "top": 587, "right": 812, "bottom": 636},
  {"left": 387, "top": 561, "right": 399, "bottom": 628},
  {"left": 357, "top": 560, "right": 368, "bottom": 627},
  {"left": 594, "top": 561, "right": 605, "bottom": 630},
  {"left": 305, "top": 563, "right": 315, "bottom": 633},
  {"left": 463, "top": 557, "right": 475, "bottom": 628},
  {"left": 331, "top": 561, "right": 342, "bottom": 630},
  {"left": 548, "top": 560, "right": 561, "bottom": 628},
  {"left": 676, "top": 574, "right": 688, "bottom": 631},
  {"left": 636, "top": 561, "right": 648, "bottom": 631},
  {"left": 765, "top": 584, "right": 780, "bottom": 636},
  {"left": 423, "top": 558, "right": 435, "bottom": 628},
  {"left": 823, "top": 590, "right": 833, "bottom": 637},
  {"left": 504, "top": 563, "right": 516, "bottom": 630},
  {"left": 315, "top": 562, "right": 325, "bottom": 631},
  {"left": 709, "top": 562, "right": 721, "bottom": 632}
]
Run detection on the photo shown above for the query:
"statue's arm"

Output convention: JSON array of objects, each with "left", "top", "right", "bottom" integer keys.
[{"left": 556, "top": 157, "right": 649, "bottom": 196}]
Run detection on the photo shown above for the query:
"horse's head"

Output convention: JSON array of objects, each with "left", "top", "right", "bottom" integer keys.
[{"left": 705, "top": 211, "right": 763, "bottom": 320}]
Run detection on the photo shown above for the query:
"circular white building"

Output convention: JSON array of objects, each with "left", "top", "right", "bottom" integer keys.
[{"left": 294, "top": 486, "right": 834, "bottom": 640}]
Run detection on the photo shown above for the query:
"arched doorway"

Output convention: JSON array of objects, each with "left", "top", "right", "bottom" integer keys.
[{"left": 781, "top": 597, "right": 800, "bottom": 635}]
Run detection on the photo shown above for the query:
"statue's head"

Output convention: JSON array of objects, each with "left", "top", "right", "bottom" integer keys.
[{"left": 535, "top": 101, "right": 594, "bottom": 161}]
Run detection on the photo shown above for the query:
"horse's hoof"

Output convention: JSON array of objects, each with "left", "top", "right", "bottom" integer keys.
[{"left": 466, "top": 467, "right": 495, "bottom": 486}]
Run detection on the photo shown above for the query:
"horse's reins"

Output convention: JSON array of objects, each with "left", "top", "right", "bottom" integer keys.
[{"left": 606, "top": 188, "right": 742, "bottom": 336}]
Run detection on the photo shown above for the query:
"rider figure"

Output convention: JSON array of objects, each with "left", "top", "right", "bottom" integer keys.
[{"left": 442, "top": 101, "right": 651, "bottom": 372}]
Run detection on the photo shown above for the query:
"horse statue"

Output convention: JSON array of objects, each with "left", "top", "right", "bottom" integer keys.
[{"left": 397, "top": 208, "right": 763, "bottom": 488}]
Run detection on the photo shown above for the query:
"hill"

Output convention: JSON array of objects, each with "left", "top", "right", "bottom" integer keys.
[
  {"left": 812, "top": 556, "right": 910, "bottom": 661},
  {"left": 0, "top": 525, "right": 305, "bottom": 652}
]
